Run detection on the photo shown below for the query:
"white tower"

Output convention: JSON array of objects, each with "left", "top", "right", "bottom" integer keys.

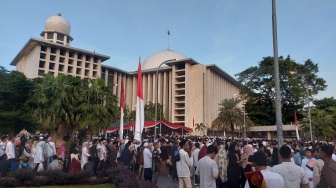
[{"left": 40, "top": 13, "right": 73, "bottom": 46}]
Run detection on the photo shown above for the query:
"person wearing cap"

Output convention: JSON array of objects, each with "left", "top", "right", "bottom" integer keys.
[
  {"left": 177, "top": 139, "right": 192, "bottom": 188},
  {"left": 152, "top": 141, "right": 162, "bottom": 184},
  {"left": 301, "top": 148, "right": 315, "bottom": 188},
  {"left": 294, "top": 147, "right": 302, "bottom": 166},
  {"left": 195, "top": 145, "right": 219, "bottom": 188},
  {"left": 143, "top": 142, "right": 152, "bottom": 182}
]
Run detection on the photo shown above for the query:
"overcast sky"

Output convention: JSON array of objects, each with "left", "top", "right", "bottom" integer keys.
[{"left": 0, "top": 0, "right": 335, "bottom": 99}]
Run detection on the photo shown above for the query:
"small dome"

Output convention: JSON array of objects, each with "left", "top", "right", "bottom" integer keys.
[
  {"left": 142, "top": 50, "right": 188, "bottom": 70},
  {"left": 44, "top": 13, "right": 71, "bottom": 35}
]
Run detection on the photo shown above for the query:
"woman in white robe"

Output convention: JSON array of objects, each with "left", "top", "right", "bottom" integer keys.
[
  {"left": 33, "top": 141, "right": 45, "bottom": 171},
  {"left": 81, "top": 142, "right": 90, "bottom": 169}
]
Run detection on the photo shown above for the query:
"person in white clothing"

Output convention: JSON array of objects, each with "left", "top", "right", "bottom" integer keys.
[
  {"left": 195, "top": 145, "right": 219, "bottom": 188},
  {"left": 177, "top": 139, "right": 192, "bottom": 188},
  {"left": 143, "top": 142, "right": 152, "bottom": 182},
  {"left": 33, "top": 139, "right": 45, "bottom": 171},
  {"left": 81, "top": 142, "right": 91, "bottom": 169},
  {"left": 332, "top": 144, "right": 336, "bottom": 161},
  {"left": 244, "top": 151, "right": 285, "bottom": 188},
  {"left": 0, "top": 136, "right": 8, "bottom": 158},
  {"left": 191, "top": 142, "right": 200, "bottom": 185},
  {"left": 301, "top": 148, "right": 314, "bottom": 188},
  {"left": 272, "top": 145, "right": 309, "bottom": 188},
  {"left": 45, "top": 137, "right": 56, "bottom": 168},
  {"left": 5, "top": 136, "right": 15, "bottom": 160}
]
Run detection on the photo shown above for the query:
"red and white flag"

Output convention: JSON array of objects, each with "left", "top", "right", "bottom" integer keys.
[
  {"left": 119, "top": 76, "right": 125, "bottom": 140},
  {"left": 134, "top": 58, "right": 144, "bottom": 142},
  {"left": 294, "top": 111, "right": 300, "bottom": 140}
]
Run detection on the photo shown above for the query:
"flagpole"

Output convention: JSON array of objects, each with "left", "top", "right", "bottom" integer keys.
[{"left": 120, "top": 77, "right": 125, "bottom": 140}]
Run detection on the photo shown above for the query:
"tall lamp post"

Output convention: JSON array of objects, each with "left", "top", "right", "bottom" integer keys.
[
  {"left": 243, "top": 100, "right": 246, "bottom": 140},
  {"left": 272, "top": 0, "right": 284, "bottom": 146},
  {"left": 307, "top": 88, "right": 313, "bottom": 141},
  {"left": 154, "top": 59, "right": 177, "bottom": 137}
]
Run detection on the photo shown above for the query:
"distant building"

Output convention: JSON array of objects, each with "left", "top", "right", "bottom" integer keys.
[
  {"left": 10, "top": 13, "right": 109, "bottom": 79},
  {"left": 11, "top": 14, "right": 240, "bottom": 133}
]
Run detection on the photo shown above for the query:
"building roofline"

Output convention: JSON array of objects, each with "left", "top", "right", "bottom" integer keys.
[
  {"left": 10, "top": 37, "right": 110, "bottom": 66},
  {"left": 101, "top": 64, "right": 129, "bottom": 74},
  {"left": 205, "top": 64, "right": 238, "bottom": 86}
]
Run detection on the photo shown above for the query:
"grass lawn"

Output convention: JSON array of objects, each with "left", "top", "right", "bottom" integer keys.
[{"left": 26, "top": 184, "right": 116, "bottom": 188}]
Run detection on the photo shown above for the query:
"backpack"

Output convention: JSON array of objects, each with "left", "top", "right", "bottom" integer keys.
[{"left": 174, "top": 149, "right": 180, "bottom": 162}]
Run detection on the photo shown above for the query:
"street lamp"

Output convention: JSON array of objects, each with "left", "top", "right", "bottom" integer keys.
[
  {"left": 154, "top": 59, "right": 177, "bottom": 137},
  {"left": 243, "top": 100, "right": 246, "bottom": 140}
]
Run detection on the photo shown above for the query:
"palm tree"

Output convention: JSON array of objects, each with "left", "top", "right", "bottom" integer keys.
[
  {"left": 300, "top": 109, "right": 335, "bottom": 140},
  {"left": 194, "top": 123, "right": 206, "bottom": 135},
  {"left": 212, "top": 98, "right": 254, "bottom": 138}
]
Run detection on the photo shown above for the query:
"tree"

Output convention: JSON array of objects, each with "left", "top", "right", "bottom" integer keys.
[
  {"left": 144, "top": 102, "right": 165, "bottom": 121},
  {"left": 194, "top": 123, "right": 206, "bottom": 135},
  {"left": 0, "top": 67, "right": 35, "bottom": 135},
  {"left": 313, "top": 97, "right": 336, "bottom": 111},
  {"left": 29, "top": 74, "right": 119, "bottom": 140},
  {"left": 235, "top": 56, "right": 327, "bottom": 125},
  {"left": 212, "top": 98, "right": 254, "bottom": 137},
  {"left": 300, "top": 108, "right": 336, "bottom": 140}
]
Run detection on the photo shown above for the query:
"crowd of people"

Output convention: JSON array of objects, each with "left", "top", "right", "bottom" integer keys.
[{"left": 1, "top": 132, "right": 336, "bottom": 188}]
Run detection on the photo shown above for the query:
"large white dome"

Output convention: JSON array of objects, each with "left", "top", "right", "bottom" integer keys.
[
  {"left": 44, "top": 13, "right": 71, "bottom": 35},
  {"left": 142, "top": 50, "right": 188, "bottom": 70}
]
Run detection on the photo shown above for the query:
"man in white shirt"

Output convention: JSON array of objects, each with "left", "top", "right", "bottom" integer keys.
[
  {"left": 301, "top": 148, "right": 314, "bottom": 188},
  {"left": 244, "top": 151, "right": 285, "bottom": 188},
  {"left": 5, "top": 136, "right": 16, "bottom": 170},
  {"left": 45, "top": 137, "right": 57, "bottom": 168},
  {"left": 191, "top": 142, "right": 200, "bottom": 186},
  {"left": 195, "top": 145, "right": 218, "bottom": 188},
  {"left": 143, "top": 142, "right": 152, "bottom": 182},
  {"left": 272, "top": 145, "right": 309, "bottom": 188},
  {"left": 5, "top": 136, "right": 15, "bottom": 160},
  {"left": 0, "top": 136, "right": 8, "bottom": 158},
  {"left": 177, "top": 139, "right": 192, "bottom": 188}
]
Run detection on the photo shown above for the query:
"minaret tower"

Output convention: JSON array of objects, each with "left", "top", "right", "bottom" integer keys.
[{"left": 40, "top": 13, "right": 73, "bottom": 46}]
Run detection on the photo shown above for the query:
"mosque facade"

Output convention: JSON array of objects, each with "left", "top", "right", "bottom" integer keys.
[{"left": 10, "top": 14, "right": 240, "bottom": 133}]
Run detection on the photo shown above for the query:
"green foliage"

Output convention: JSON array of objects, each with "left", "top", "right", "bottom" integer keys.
[
  {"left": 212, "top": 98, "right": 254, "bottom": 137},
  {"left": 300, "top": 107, "right": 336, "bottom": 140},
  {"left": 144, "top": 101, "right": 165, "bottom": 121},
  {"left": 313, "top": 97, "right": 336, "bottom": 111},
  {"left": 29, "top": 74, "right": 119, "bottom": 134},
  {"left": 0, "top": 66, "right": 35, "bottom": 135},
  {"left": 235, "top": 56, "right": 327, "bottom": 125}
]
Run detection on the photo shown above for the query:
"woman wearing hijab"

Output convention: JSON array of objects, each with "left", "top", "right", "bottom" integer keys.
[
  {"left": 30, "top": 141, "right": 38, "bottom": 168},
  {"left": 217, "top": 142, "right": 229, "bottom": 187},
  {"left": 33, "top": 140, "right": 45, "bottom": 172},
  {"left": 68, "top": 142, "right": 81, "bottom": 173},
  {"left": 81, "top": 142, "right": 90, "bottom": 169},
  {"left": 241, "top": 144, "right": 254, "bottom": 172},
  {"left": 227, "top": 142, "right": 243, "bottom": 188},
  {"left": 58, "top": 141, "right": 67, "bottom": 161},
  {"left": 120, "top": 143, "right": 134, "bottom": 166},
  {"left": 240, "top": 144, "right": 254, "bottom": 186},
  {"left": 271, "top": 147, "right": 279, "bottom": 166}
]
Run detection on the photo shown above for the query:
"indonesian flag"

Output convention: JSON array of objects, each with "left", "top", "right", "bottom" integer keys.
[
  {"left": 119, "top": 76, "right": 125, "bottom": 140},
  {"left": 294, "top": 111, "right": 300, "bottom": 140},
  {"left": 134, "top": 58, "right": 144, "bottom": 142}
]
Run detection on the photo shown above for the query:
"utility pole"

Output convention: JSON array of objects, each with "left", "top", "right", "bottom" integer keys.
[{"left": 272, "top": 0, "right": 284, "bottom": 146}]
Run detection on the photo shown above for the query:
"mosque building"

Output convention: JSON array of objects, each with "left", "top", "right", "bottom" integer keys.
[{"left": 10, "top": 13, "right": 240, "bottom": 133}]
